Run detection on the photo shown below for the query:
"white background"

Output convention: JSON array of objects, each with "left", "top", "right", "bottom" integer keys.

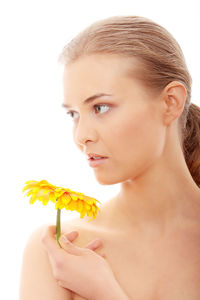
[{"left": 0, "top": 0, "right": 199, "bottom": 298}]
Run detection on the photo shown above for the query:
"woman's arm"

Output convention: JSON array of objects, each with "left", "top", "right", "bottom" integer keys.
[
  {"left": 41, "top": 226, "right": 130, "bottom": 300},
  {"left": 95, "top": 282, "right": 130, "bottom": 300},
  {"left": 19, "top": 225, "right": 73, "bottom": 300}
]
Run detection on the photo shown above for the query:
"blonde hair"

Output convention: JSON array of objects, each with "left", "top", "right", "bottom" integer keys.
[{"left": 58, "top": 15, "right": 200, "bottom": 188}]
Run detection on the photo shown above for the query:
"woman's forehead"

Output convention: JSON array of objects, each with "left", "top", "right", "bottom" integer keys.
[{"left": 64, "top": 53, "right": 142, "bottom": 76}]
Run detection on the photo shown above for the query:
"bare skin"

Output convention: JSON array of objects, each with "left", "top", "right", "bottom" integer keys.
[
  {"left": 62, "top": 53, "right": 200, "bottom": 299},
  {"left": 62, "top": 213, "right": 200, "bottom": 300}
]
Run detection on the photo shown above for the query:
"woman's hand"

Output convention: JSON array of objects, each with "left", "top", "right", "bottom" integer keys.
[{"left": 41, "top": 225, "right": 121, "bottom": 300}]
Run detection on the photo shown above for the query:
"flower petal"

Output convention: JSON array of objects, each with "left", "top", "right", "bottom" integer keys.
[{"left": 23, "top": 179, "right": 101, "bottom": 220}]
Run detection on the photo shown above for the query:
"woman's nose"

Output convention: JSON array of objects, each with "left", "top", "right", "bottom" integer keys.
[{"left": 73, "top": 119, "right": 97, "bottom": 147}]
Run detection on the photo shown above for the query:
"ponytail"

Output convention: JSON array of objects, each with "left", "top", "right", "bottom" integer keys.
[{"left": 183, "top": 103, "right": 200, "bottom": 188}]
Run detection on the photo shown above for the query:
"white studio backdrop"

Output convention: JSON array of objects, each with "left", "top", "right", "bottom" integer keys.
[{"left": 0, "top": 0, "right": 199, "bottom": 298}]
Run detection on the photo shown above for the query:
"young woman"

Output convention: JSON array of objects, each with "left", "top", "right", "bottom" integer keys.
[{"left": 20, "top": 16, "right": 200, "bottom": 300}]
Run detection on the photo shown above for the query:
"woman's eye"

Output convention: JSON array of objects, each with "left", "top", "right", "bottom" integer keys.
[
  {"left": 94, "top": 104, "right": 110, "bottom": 114},
  {"left": 66, "top": 111, "right": 78, "bottom": 120},
  {"left": 66, "top": 104, "right": 110, "bottom": 120}
]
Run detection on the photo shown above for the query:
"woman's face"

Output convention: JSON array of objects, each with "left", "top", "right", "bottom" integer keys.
[{"left": 62, "top": 54, "right": 166, "bottom": 185}]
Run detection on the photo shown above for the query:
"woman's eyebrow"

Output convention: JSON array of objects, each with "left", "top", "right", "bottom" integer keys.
[{"left": 62, "top": 93, "right": 113, "bottom": 109}]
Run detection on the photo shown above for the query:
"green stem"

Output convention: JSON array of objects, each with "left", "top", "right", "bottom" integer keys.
[{"left": 56, "top": 200, "right": 61, "bottom": 247}]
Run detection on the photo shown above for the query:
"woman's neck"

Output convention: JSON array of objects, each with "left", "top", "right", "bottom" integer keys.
[{"left": 96, "top": 156, "right": 200, "bottom": 238}]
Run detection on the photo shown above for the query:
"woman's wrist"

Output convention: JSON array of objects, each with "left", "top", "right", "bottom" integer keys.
[
  {"left": 101, "top": 288, "right": 129, "bottom": 300},
  {"left": 94, "top": 280, "right": 130, "bottom": 300}
]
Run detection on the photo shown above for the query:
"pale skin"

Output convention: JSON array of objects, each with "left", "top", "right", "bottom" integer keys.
[
  {"left": 41, "top": 226, "right": 129, "bottom": 300},
  {"left": 20, "top": 53, "right": 200, "bottom": 299}
]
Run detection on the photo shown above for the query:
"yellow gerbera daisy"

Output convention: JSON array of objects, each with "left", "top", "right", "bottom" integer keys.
[
  {"left": 22, "top": 180, "right": 58, "bottom": 205},
  {"left": 54, "top": 187, "right": 101, "bottom": 220},
  {"left": 22, "top": 179, "right": 101, "bottom": 246}
]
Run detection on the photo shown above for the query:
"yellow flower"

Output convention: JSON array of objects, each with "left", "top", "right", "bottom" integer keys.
[
  {"left": 22, "top": 179, "right": 101, "bottom": 221},
  {"left": 23, "top": 179, "right": 101, "bottom": 246},
  {"left": 22, "top": 180, "right": 58, "bottom": 205},
  {"left": 54, "top": 187, "right": 101, "bottom": 221}
]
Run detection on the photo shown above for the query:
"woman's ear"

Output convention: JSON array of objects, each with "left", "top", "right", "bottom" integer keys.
[{"left": 162, "top": 81, "right": 187, "bottom": 126}]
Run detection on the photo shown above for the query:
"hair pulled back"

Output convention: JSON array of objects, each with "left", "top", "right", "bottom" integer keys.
[{"left": 59, "top": 16, "right": 200, "bottom": 188}]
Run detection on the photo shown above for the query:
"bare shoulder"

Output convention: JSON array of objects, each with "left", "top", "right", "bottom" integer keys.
[
  {"left": 61, "top": 215, "right": 117, "bottom": 257},
  {"left": 61, "top": 197, "right": 118, "bottom": 247},
  {"left": 61, "top": 218, "right": 110, "bottom": 300},
  {"left": 61, "top": 218, "right": 98, "bottom": 247},
  {"left": 19, "top": 224, "right": 73, "bottom": 300}
]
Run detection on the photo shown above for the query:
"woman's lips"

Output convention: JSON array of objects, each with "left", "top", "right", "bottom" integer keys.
[{"left": 88, "top": 157, "right": 108, "bottom": 168}]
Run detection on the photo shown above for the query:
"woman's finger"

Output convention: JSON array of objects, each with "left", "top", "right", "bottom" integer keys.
[
  {"left": 59, "top": 234, "right": 89, "bottom": 256},
  {"left": 64, "top": 230, "right": 79, "bottom": 242},
  {"left": 41, "top": 225, "right": 63, "bottom": 254},
  {"left": 60, "top": 235, "right": 106, "bottom": 258},
  {"left": 60, "top": 232, "right": 106, "bottom": 260},
  {"left": 87, "top": 239, "right": 106, "bottom": 258},
  {"left": 84, "top": 239, "right": 107, "bottom": 259},
  {"left": 85, "top": 238, "right": 103, "bottom": 251},
  {"left": 41, "top": 225, "right": 79, "bottom": 248},
  {"left": 95, "top": 252, "right": 106, "bottom": 258},
  {"left": 42, "top": 225, "right": 106, "bottom": 259}
]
